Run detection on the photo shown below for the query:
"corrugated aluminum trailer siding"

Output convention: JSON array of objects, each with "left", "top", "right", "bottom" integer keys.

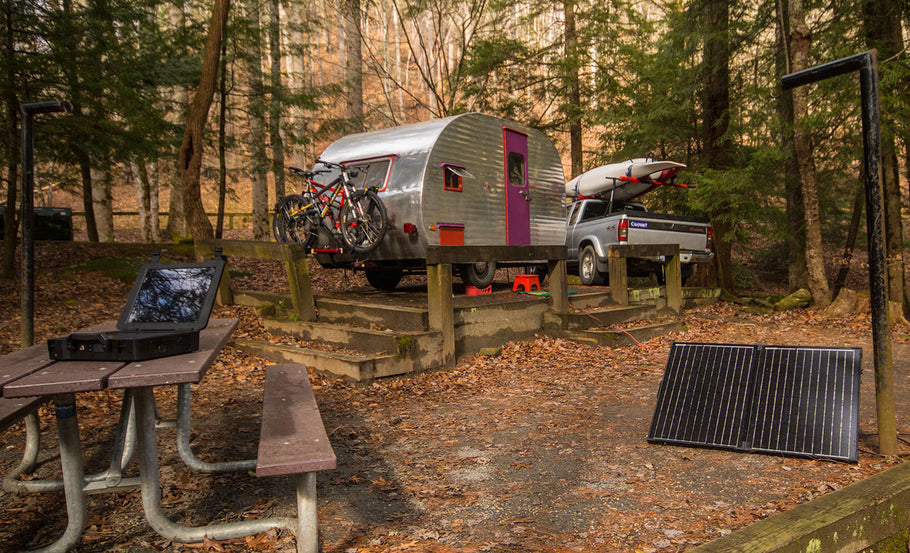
[
  {"left": 317, "top": 118, "right": 449, "bottom": 261},
  {"left": 422, "top": 114, "right": 566, "bottom": 248},
  {"left": 317, "top": 113, "right": 566, "bottom": 261}
]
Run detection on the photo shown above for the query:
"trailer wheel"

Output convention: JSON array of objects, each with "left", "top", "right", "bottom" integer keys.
[
  {"left": 579, "top": 245, "right": 605, "bottom": 286},
  {"left": 460, "top": 261, "right": 496, "bottom": 288},
  {"left": 365, "top": 268, "right": 404, "bottom": 291}
]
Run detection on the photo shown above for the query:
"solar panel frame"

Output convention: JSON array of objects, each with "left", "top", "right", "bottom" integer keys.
[
  {"left": 648, "top": 343, "right": 757, "bottom": 451},
  {"left": 647, "top": 342, "right": 861, "bottom": 463},
  {"left": 746, "top": 346, "right": 861, "bottom": 462}
]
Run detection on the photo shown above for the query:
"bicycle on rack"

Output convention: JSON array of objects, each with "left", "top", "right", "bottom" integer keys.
[{"left": 272, "top": 159, "right": 389, "bottom": 254}]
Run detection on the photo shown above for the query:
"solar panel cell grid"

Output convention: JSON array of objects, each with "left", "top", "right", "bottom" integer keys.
[{"left": 647, "top": 343, "right": 861, "bottom": 463}]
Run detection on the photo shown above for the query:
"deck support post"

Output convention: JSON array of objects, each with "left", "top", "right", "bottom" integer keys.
[{"left": 426, "top": 262, "right": 456, "bottom": 368}]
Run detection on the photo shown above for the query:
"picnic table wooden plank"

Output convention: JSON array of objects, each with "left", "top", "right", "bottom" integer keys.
[
  {"left": 1, "top": 319, "right": 237, "bottom": 397},
  {"left": 107, "top": 319, "right": 238, "bottom": 389},
  {"left": 0, "top": 396, "right": 46, "bottom": 431},
  {"left": 0, "top": 343, "right": 55, "bottom": 387},
  {"left": 256, "top": 364, "right": 336, "bottom": 478},
  {"left": 2, "top": 359, "right": 127, "bottom": 398}
]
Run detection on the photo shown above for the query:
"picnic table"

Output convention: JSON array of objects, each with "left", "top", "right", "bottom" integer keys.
[{"left": 0, "top": 318, "right": 335, "bottom": 553}]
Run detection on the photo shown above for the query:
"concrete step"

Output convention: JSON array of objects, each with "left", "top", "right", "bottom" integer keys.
[
  {"left": 543, "top": 304, "right": 656, "bottom": 331},
  {"left": 261, "top": 318, "right": 438, "bottom": 356},
  {"left": 232, "top": 290, "right": 431, "bottom": 330},
  {"left": 314, "top": 298, "right": 429, "bottom": 331},
  {"left": 559, "top": 320, "right": 684, "bottom": 347},
  {"left": 564, "top": 290, "right": 615, "bottom": 310},
  {"left": 230, "top": 337, "right": 444, "bottom": 382}
]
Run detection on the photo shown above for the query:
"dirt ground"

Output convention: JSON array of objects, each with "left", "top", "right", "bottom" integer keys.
[{"left": 1, "top": 242, "right": 909, "bottom": 553}]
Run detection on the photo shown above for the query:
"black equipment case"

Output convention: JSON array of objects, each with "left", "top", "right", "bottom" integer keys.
[{"left": 47, "top": 252, "right": 225, "bottom": 362}]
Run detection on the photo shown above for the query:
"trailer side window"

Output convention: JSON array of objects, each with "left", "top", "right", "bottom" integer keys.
[
  {"left": 442, "top": 163, "right": 472, "bottom": 192},
  {"left": 344, "top": 156, "right": 395, "bottom": 192},
  {"left": 507, "top": 153, "right": 525, "bottom": 186}
]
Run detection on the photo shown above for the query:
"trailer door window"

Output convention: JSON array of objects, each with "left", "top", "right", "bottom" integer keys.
[{"left": 507, "top": 153, "right": 525, "bottom": 187}]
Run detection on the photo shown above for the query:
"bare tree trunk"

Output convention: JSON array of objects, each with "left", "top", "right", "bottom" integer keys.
[
  {"left": 178, "top": 0, "right": 231, "bottom": 240},
  {"left": 564, "top": 0, "right": 583, "bottom": 178},
  {"left": 774, "top": 0, "right": 808, "bottom": 292},
  {"left": 268, "top": 0, "right": 286, "bottom": 199},
  {"left": 167, "top": 1, "right": 188, "bottom": 241},
  {"left": 92, "top": 166, "right": 113, "bottom": 242},
  {"left": 343, "top": 0, "right": 364, "bottom": 130},
  {"left": 1, "top": 0, "right": 19, "bottom": 278},
  {"left": 244, "top": 0, "right": 271, "bottom": 240},
  {"left": 215, "top": 38, "right": 228, "bottom": 239},
  {"left": 789, "top": 0, "right": 830, "bottom": 306},
  {"left": 862, "top": 0, "right": 907, "bottom": 313},
  {"left": 394, "top": 8, "right": 404, "bottom": 120},
  {"left": 285, "top": 0, "right": 308, "bottom": 168},
  {"left": 701, "top": 0, "right": 733, "bottom": 291},
  {"left": 832, "top": 183, "right": 864, "bottom": 298},
  {"left": 149, "top": 161, "right": 160, "bottom": 240},
  {"left": 131, "top": 159, "right": 153, "bottom": 243},
  {"left": 76, "top": 151, "right": 98, "bottom": 241}
]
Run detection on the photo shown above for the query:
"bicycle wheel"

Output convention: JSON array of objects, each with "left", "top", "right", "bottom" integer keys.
[
  {"left": 274, "top": 194, "right": 318, "bottom": 248},
  {"left": 339, "top": 190, "right": 388, "bottom": 254}
]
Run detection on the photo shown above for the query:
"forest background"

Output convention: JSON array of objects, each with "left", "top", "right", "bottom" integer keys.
[{"left": 0, "top": 0, "right": 908, "bottom": 310}]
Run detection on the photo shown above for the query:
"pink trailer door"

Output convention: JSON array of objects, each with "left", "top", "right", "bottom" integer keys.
[{"left": 503, "top": 127, "right": 531, "bottom": 245}]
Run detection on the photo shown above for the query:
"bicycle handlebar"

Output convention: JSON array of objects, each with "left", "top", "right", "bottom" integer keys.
[
  {"left": 315, "top": 159, "right": 346, "bottom": 170},
  {"left": 288, "top": 160, "right": 360, "bottom": 179}
]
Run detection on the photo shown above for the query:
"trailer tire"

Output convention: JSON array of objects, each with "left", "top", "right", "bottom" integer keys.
[
  {"left": 365, "top": 268, "right": 404, "bottom": 291},
  {"left": 460, "top": 261, "right": 496, "bottom": 288},
  {"left": 579, "top": 245, "right": 605, "bottom": 286}
]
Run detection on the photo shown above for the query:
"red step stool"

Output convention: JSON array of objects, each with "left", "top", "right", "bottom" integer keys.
[{"left": 512, "top": 274, "right": 540, "bottom": 292}]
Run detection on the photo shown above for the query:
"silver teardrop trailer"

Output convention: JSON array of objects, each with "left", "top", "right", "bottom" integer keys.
[{"left": 307, "top": 112, "right": 568, "bottom": 289}]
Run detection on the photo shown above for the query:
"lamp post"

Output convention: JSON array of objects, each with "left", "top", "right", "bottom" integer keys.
[{"left": 20, "top": 100, "right": 71, "bottom": 348}]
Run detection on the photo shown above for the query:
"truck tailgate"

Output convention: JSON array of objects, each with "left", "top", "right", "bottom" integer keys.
[{"left": 625, "top": 214, "right": 710, "bottom": 251}]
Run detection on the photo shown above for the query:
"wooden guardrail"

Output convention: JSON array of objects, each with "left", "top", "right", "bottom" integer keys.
[
  {"left": 608, "top": 244, "right": 682, "bottom": 313},
  {"left": 72, "top": 212, "right": 255, "bottom": 230},
  {"left": 194, "top": 239, "right": 316, "bottom": 321}
]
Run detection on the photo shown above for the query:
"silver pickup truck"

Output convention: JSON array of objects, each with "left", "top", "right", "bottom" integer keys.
[{"left": 566, "top": 199, "right": 714, "bottom": 285}]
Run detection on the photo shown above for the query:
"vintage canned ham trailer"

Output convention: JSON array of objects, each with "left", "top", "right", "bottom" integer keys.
[{"left": 309, "top": 112, "right": 567, "bottom": 290}]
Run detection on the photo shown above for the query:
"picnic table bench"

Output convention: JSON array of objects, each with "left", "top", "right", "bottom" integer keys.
[
  {"left": 1, "top": 322, "right": 336, "bottom": 553},
  {"left": 257, "top": 364, "right": 337, "bottom": 552}
]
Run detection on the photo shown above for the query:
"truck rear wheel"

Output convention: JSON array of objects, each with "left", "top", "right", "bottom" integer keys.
[{"left": 579, "top": 245, "right": 606, "bottom": 286}]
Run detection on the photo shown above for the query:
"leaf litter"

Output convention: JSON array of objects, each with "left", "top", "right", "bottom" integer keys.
[{"left": 1, "top": 242, "right": 909, "bottom": 553}]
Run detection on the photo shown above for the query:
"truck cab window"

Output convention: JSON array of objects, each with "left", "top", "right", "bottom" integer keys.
[
  {"left": 568, "top": 203, "right": 582, "bottom": 226},
  {"left": 581, "top": 202, "right": 609, "bottom": 221}
]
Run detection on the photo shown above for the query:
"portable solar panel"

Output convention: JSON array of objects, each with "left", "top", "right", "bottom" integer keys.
[{"left": 647, "top": 342, "right": 861, "bottom": 462}]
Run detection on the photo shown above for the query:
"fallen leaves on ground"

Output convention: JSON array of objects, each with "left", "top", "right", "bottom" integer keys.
[{"left": 0, "top": 242, "right": 908, "bottom": 553}]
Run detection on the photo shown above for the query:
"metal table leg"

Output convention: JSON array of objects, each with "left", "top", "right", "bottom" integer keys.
[
  {"left": 3, "top": 411, "right": 41, "bottom": 492},
  {"left": 20, "top": 394, "right": 87, "bottom": 553},
  {"left": 134, "top": 387, "right": 296, "bottom": 544},
  {"left": 175, "top": 383, "right": 255, "bottom": 473},
  {"left": 5, "top": 391, "right": 138, "bottom": 494}
]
